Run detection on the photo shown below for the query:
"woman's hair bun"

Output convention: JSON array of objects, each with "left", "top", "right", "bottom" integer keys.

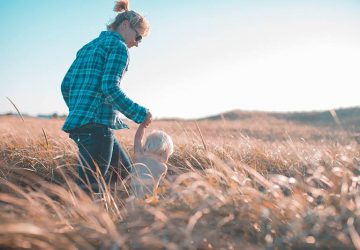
[{"left": 114, "top": 0, "right": 129, "bottom": 12}]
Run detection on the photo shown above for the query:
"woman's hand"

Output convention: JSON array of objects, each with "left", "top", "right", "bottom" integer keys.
[{"left": 142, "top": 111, "right": 152, "bottom": 128}]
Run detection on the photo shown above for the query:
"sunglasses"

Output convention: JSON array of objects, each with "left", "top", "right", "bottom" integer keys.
[{"left": 132, "top": 27, "right": 142, "bottom": 43}]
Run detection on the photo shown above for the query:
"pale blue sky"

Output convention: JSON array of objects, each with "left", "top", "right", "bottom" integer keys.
[{"left": 1, "top": 0, "right": 359, "bottom": 119}]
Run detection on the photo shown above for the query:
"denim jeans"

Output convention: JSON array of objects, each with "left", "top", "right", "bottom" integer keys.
[{"left": 69, "top": 123, "right": 132, "bottom": 192}]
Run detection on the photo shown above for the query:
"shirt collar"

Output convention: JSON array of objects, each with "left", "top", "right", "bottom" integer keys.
[{"left": 100, "top": 31, "right": 125, "bottom": 43}]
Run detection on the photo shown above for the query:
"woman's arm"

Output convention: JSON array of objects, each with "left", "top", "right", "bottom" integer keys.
[{"left": 100, "top": 45, "right": 148, "bottom": 124}]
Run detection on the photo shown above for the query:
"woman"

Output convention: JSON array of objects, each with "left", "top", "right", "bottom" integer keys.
[{"left": 61, "top": 0, "right": 152, "bottom": 192}]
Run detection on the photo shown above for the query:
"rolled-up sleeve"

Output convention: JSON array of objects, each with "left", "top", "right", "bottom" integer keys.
[{"left": 101, "top": 45, "right": 147, "bottom": 124}]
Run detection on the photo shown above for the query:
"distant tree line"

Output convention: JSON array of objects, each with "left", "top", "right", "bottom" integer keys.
[{"left": 1, "top": 112, "right": 67, "bottom": 119}]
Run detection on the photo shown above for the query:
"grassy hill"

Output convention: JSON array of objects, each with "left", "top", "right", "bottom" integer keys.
[{"left": 200, "top": 106, "right": 360, "bottom": 131}]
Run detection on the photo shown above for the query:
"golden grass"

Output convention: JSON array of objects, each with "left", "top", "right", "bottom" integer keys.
[{"left": 0, "top": 115, "right": 359, "bottom": 249}]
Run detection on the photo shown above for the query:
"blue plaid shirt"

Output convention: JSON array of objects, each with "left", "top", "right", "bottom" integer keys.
[{"left": 61, "top": 31, "right": 148, "bottom": 132}]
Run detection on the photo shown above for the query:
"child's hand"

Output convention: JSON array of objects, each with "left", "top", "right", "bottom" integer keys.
[{"left": 142, "top": 111, "right": 152, "bottom": 128}]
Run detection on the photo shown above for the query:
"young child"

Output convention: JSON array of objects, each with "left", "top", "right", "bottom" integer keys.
[{"left": 131, "top": 123, "right": 174, "bottom": 198}]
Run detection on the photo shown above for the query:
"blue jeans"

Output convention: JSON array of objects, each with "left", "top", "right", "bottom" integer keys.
[{"left": 69, "top": 123, "right": 132, "bottom": 192}]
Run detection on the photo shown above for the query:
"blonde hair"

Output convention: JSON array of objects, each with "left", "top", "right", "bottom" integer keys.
[
  {"left": 143, "top": 130, "right": 174, "bottom": 160},
  {"left": 107, "top": 0, "right": 150, "bottom": 36}
]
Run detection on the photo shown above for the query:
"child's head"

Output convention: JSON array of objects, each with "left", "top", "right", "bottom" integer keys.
[{"left": 143, "top": 130, "right": 174, "bottom": 162}]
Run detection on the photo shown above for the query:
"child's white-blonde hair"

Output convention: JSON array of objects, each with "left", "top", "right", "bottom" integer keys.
[{"left": 143, "top": 130, "right": 174, "bottom": 160}]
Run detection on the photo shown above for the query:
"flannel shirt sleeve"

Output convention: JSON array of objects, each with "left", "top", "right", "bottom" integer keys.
[{"left": 101, "top": 45, "right": 148, "bottom": 124}]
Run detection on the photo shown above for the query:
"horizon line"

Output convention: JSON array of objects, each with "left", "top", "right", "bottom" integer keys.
[{"left": 1, "top": 105, "right": 360, "bottom": 120}]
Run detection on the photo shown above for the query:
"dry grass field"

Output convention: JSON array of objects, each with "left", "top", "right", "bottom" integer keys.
[{"left": 0, "top": 114, "right": 359, "bottom": 249}]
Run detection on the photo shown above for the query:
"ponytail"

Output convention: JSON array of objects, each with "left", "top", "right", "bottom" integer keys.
[
  {"left": 107, "top": 0, "right": 149, "bottom": 36},
  {"left": 114, "top": 0, "right": 129, "bottom": 13}
]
